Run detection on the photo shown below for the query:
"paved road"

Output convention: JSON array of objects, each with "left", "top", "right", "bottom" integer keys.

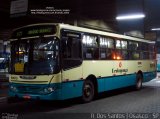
[{"left": 0, "top": 78, "right": 160, "bottom": 119}]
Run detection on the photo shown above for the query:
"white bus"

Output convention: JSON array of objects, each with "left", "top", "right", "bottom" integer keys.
[{"left": 9, "top": 23, "right": 156, "bottom": 102}]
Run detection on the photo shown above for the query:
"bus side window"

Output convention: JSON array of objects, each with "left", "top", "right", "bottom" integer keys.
[
  {"left": 84, "top": 48, "right": 93, "bottom": 59},
  {"left": 115, "top": 39, "right": 122, "bottom": 60},
  {"left": 83, "top": 34, "right": 99, "bottom": 60},
  {"left": 128, "top": 41, "right": 140, "bottom": 60},
  {"left": 107, "top": 49, "right": 115, "bottom": 60}
]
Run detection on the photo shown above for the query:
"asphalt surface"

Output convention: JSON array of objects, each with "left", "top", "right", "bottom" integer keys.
[{"left": 0, "top": 76, "right": 160, "bottom": 119}]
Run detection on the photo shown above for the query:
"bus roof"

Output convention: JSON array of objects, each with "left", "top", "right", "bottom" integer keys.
[
  {"left": 10, "top": 23, "right": 154, "bottom": 43},
  {"left": 59, "top": 24, "right": 154, "bottom": 43}
]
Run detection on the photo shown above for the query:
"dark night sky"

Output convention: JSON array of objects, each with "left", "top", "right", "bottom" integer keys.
[
  {"left": 0, "top": 0, "right": 160, "bottom": 39},
  {"left": 1, "top": 0, "right": 160, "bottom": 30},
  {"left": 27, "top": 0, "right": 160, "bottom": 32},
  {"left": 145, "top": 0, "right": 160, "bottom": 29}
]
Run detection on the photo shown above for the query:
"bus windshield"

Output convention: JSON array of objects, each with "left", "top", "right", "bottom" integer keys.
[{"left": 10, "top": 36, "right": 59, "bottom": 75}]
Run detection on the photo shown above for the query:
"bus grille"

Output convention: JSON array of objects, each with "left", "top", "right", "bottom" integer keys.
[{"left": 17, "top": 86, "right": 43, "bottom": 94}]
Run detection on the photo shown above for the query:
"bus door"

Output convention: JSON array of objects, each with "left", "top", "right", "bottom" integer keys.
[{"left": 60, "top": 30, "right": 83, "bottom": 99}]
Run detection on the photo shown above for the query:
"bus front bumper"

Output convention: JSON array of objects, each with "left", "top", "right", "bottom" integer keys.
[
  {"left": 8, "top": 83, "right": 61, "bottom": 101},
  {"left": 8, "top": 91, "right": 60, "bottom": 101}
]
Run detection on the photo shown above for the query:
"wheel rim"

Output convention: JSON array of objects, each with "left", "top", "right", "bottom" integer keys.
[
  {"left": 84, "top": 83, "right": 92, "bottom": 98},
  {"left": 137, "top": 79, "right": 142, "bottom": 89}
]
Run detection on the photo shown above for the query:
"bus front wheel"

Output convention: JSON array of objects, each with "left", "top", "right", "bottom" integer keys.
[{"left": 82, "top": 80, "right": 95, "bottom": 103}]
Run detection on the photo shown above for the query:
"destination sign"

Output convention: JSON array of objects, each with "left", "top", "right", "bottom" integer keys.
[
  {"left": 11, "top": 25, "right": 57, "bottom": 38},
  {"left": 62, "top": 30, "right": 81, "bottom": 39}
]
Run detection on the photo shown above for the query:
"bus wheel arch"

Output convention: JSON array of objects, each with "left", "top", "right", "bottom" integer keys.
[
  {"left": 82, "top": 74, "right": 98, "bottom": 102},
  {"left": 135, "top": 71, "right": 143, "bottom": 90}
]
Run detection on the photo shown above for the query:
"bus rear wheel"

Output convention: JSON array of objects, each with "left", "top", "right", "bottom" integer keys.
[
  {"left": 135, "top": 73, "right": 143, "bottom": 90},
  {"left": 82, "top": 80, "right": 95, "bottom": 103}
]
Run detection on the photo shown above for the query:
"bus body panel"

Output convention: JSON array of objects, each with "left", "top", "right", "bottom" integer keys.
[
  {"left": 9, "top": 71, "right": 156, "bottom": 100},
  {"left": 9, "top": 60, "right": 156, "bottom": 100},
  {"left": 82, "top": 60, "right": 156, "bottom": 93},
  {"left": 60, "top": 81, "right": 83, "bottom": 100},
  {"left": 143, "top": 72, "right": 156, "bottom": 82},
  {"left": 82, "top": 60, "right": 156, "bottom": 80}
]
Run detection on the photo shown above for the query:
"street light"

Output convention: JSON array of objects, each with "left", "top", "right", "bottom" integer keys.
[
  {"left": 151, "top": 28, "right": 160, "bottom": 31},
  {"left": 116, "top": 13, "right": 145, "bottom": 20}
]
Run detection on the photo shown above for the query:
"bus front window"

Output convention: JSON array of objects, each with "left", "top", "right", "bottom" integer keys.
[{"left": 10, "top": 37, "right": 59, "bottom": 75}]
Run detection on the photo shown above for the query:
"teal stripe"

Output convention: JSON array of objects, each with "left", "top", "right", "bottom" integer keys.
[
  {"left": 9, "top": 72, "right": 156, "bottom": 100},
  {"left": 60, "top": 81, "right": 83, "bottom": 100},
  {"left": 97, "top": 74, "right": 136, "bottom": 92},
  {"left": 143, "top": 72, "right": 156, "bottom": 82}
]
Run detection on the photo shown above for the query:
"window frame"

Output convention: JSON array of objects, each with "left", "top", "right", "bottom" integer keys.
[{"left": 61, "top": 29, "right": 83, "bottom": 70}]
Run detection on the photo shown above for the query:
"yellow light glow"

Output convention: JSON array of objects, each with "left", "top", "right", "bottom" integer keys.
[
  {"left": 117, "top": 56, "right": 121, "bottom": 60},
  {"left": 16, "top": 52, "right": 24, "bottom": 54}
]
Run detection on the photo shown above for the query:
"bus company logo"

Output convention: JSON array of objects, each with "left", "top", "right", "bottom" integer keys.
[
  {"left": 112, "top": 62, "right": 128, "bottom": 74},
  {"left": 112, "top": 68, "right": 128, "bottom": 74}
]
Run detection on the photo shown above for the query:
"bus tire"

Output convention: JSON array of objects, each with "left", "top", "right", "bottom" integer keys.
[
  {"left": 82, "top": 80, "right": 95, "bottom": 103},
  {"left": 135, "top": 73, "right": 143, "bottom": 90}
]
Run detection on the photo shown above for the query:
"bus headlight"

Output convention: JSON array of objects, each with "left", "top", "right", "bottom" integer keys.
[
  {"left": 40, "top": 87, "right": 55, "bottom": 94},
  {"left": 10, "top": 85, "right": 18, "bottom": 92}
]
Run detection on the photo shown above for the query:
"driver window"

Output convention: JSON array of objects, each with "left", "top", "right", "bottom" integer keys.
[
  {"left": 61, "top": 30, "right": 82, "bottom": 69},
  {"left": 62, "top": 34, "right": 81, "bottom": 59}
]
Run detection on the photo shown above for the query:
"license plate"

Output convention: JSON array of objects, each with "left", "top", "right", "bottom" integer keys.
[{"left": 23, "top": 95, "right": 31, "bottom": 99}]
